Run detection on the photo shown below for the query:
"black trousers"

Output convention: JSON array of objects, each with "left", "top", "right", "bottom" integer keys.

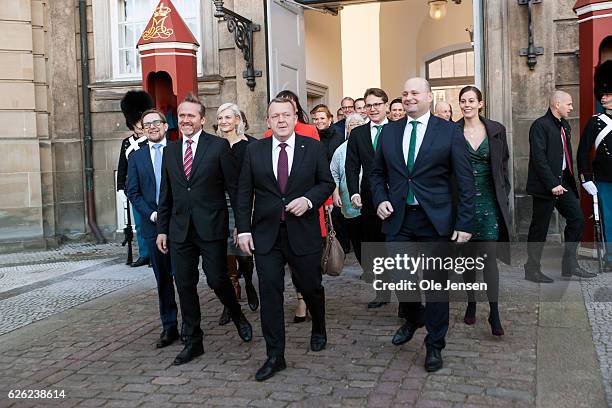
[
  {"left": 526, "top": 176, "right": 584, "bottom": 272},
  {"left": 146, "top": 238, "right": 178, "bottom": 332},
  {"left": 386, "top": 205, "right": 449, "bottom": 350},
  {"left": 171, "top": 224, "right": 242, "bottom": 344},
  {"left": 255, "top": 224, "right": 326, "bottom": 358},
  {"left": 344, "top": 215, "right": 363, "bottom": 264}
]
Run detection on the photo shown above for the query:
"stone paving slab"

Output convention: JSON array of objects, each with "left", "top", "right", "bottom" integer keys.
[{"left": 0, "top": 244, "right": 608, "bottom": 407}]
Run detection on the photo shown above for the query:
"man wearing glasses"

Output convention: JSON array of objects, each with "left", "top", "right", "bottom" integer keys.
[
  {"left": 345, "top": 88, "right": 408, "bottom": 315},
  {"left": 126, "top": 109, "right": 180, "bottom": 350},
  {"left": 332, "top": 96, "right": 356, "bottom": 139}
]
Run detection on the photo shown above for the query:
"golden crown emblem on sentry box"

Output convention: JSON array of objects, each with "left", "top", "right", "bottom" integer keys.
[{"left": 153, "top": 3, "right": 172, "bottom": 18}]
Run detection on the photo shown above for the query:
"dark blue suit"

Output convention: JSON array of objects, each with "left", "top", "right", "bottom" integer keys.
[
  {"left": 127, "top": 143, "right": 178, "bottom": 332},
  {"left": 370, "top": 114, "right": 475, "bottom": 350}
]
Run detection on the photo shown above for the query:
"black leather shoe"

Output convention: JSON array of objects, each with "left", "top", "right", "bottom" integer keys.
[
  {"left": 367, "top": 301, "right": 389, "bottom": 309},
  {"left": 255, "top": 355, "right": 286, "bottom": 381},
  {"left": 219, "top": 306, "right": 231, "bottom": 326},
  {"left": 562, "top": 266, "right": 597, "bottom": 279},
  {"left": 233, "top": 313, "right": 253, "bottom": 342},
  {"left": 524, "top": 270, "right": 554, "bottom": 283},
  {"left": 245, "top": 283, "right": 259, "bottom": 311},
  {"left": 425, "top": 346, "right": 443, "bottom": 372},
  {"left": 310, "top": 334, "right": 327, "bottom": 352},
  {"left": 173, "top": 343, "right": 204, "bottom": 365},
  {"left": 131, "top": 257, "right": 150, "bottom": 267},
  {"left": 156, "top": 328, "right": 179, "bottom": 348},
  {"left": 392, "top": 322, "right": 423, "bottom": 346}
]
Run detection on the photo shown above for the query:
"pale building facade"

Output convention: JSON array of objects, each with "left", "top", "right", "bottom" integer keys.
[{"left": 0, "top": 0, "right": 595, "bottom": 250}]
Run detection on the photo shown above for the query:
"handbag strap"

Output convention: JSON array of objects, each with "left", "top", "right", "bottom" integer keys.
[{"left": 325, "top": 207, "right": 335, "bottom": 232}]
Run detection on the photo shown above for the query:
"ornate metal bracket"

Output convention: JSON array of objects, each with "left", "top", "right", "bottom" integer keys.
[
  {"left": 213, "top": 0, "right": 262, "bottom": 91},
  {"left": 518, "top": 0, "right": 544, "bottom": 70}
]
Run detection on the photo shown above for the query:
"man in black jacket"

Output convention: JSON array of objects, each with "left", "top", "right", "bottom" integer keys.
[
  {"left": 524, "top": 90, "right": 596, "bottom": 282},
  {"left": 237, "top": 98, "right": 335, "bottom": 381},
  {"left": 156, "top": 93, "right": 253, "bottom": 366}
]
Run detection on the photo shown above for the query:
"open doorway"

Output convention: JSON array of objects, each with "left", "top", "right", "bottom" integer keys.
[{"left": 267, "top": 0, "right": 483, "bottom": 122}]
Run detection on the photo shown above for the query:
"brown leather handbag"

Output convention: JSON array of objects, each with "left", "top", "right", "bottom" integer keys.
[{"left": 321, "top": 208, "right": 345, "bottom": 276}]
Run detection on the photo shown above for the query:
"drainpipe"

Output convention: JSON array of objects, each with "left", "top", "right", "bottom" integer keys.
[{"left": 79, "top": 0, "right": 106, "bottom": 244}]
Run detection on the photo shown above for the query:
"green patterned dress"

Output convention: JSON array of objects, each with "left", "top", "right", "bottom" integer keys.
[{"left": 468, "top": 138, "right": 499, "bottom": 241}]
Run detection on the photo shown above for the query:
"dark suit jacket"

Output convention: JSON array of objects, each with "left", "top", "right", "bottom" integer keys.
[
  {"left": 370, "top": 115, "right": 475, "bottom": 237},
  {"left": 236, "top": 135, "right": 335, "bottom": 256},
  {"left": 126, "top": 144, "right": 159, "bottom": 240},
  {"left": 345, "top": 122, "right": 380, "bottom": 215},
  {"left": 526, "top": 109, "right": 578, "bottom": 198},
  {"left": 457, "top": 117, "right": 512, "bottom": 264},
  {"left": 157, "top": 132, "right": 239, "bottom": 243},
  {"left": 331, "top": 119, "right": 346, "bottom": 139}
]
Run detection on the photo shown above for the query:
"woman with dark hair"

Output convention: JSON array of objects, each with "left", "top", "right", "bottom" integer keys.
[
  {"left": 264, "top": 90, "right": 332, "bottom": 323},
  {"left": 216, "top": 103, "right": 260, "bottom": 325},
  {"left": 457, "top": 85, "right": 511, "bottom": 337}
]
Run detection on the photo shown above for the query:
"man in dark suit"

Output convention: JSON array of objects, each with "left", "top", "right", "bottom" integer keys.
[
  {"left": 156, "top": 93, "right": 253, "bottom": 366},
  {"left": 237, "top": 98, "right": 335, "bottom": 381},
  {"left": 126, "top": 109, "right": 179, "bottom": 349},
  {"left": 331, "top": 96, "right": 355, "bottom": 139},
  {"left": 346, "top": 87, "right": 406, "bottom": 312},
  {"left": 524, "top": 90, "right": 596, "bottom": 282},
  {"left": 370, "top": 77, "right": 475, "bottom": 372}
]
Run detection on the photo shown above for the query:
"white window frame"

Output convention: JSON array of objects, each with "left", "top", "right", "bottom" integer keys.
[{"left": 92, "top": 0, "right": 220, "bottom": 82}]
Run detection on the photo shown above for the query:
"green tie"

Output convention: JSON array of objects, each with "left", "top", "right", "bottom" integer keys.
[
  {"left": 406, "top": 120, "right": 418, "bottom": 204},
  {"left": 373, "top": 125, "right": 383, "bottom": 150}
]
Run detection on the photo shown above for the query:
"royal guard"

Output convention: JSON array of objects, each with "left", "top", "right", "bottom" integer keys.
[
  {"left": 117, "top": 90, "right": 155, "bottom": 267},
  {"left": 577, "top": 60, "right": 612, "bottom": 271}
]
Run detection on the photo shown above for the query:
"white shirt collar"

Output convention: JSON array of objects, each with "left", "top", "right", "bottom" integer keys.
[
  {"left": 183, "top": 129, "right": 202, "bottom": 145},
  {"left": 272, "top": 132, "right": 296, "bottom": 149},
  {"left": 370, "top": 118, "right": 388, "bottom": 130},
  {"left": 148, "top": 137, "right": 167, "bottom": 149},
  {"left": 407, "top": 111, "right": 431, "bottom": 126}
]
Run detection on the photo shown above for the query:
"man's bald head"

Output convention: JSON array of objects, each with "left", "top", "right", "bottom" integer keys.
[
  {"left": 402, "top": 77, "right": 433, "bottom": 119},
  {"left": 549, "top": 90, "right": 573, "bottom": 120},
  {"left": 434, "top": 101, "right": 452, "bottom": 121},
  {"left": 404, "top": 77, "right": 432, "bottom": 93}
]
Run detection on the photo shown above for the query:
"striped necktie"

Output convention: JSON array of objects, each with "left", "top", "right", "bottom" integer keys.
[{"left": 184, "top": 139, "right": 193, "bottom": 180}]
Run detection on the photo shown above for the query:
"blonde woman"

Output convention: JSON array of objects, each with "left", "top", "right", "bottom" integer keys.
[{"left": 216, "top": 103, "right": 259, "bottom": 325}]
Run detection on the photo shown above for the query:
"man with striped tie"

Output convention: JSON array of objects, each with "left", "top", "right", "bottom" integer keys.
[{"left": 157, "top": 93, "right": 253, "bottom": 366}]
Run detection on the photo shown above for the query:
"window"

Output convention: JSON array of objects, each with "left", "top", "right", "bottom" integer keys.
[{"left": 113, "top": 0, "right": 201, "bottom": 78}]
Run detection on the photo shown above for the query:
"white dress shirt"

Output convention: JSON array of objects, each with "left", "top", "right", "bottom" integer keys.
[
  {"left": 148, "top": 137, "right": 167, "bottom": 164},
  {"left": 272, "top": 132, "right": 296, "bottom": 178},
  {"left": 182, "top": 129, "right": 202, "bottom": 159},
  {"left": 370, "top": 118, "right": 388, "bottom": 144},
  {"left": 403, "top": 111, "right": 431, "bottom": 205}
]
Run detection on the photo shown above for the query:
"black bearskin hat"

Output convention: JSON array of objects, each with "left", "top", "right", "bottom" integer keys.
[
  {"left": 594, "top": 59, "right": 612, "bottom": 101},
  {"left": 120, "top": 90, "right": 154, "bottom": 130}
]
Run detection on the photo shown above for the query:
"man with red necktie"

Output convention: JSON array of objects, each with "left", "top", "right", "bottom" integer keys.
[
  {"left": 237, "top": 98, "right": 335, "bottom": 381},
  {"left": 524, "top": 90, "right": 596, "bottom": 283},
  {"left": 156, "top": 93, "right": 253, "bottom": 366}
]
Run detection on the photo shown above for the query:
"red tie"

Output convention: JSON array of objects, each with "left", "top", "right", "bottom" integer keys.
[
  {"left": 560, "top": 127, "right": 572, "bottom": 175},
  {"left": 184, "top": 139, "right": 193, "bottom": 180}
]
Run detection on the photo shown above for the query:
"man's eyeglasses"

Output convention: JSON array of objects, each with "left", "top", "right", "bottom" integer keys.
[
  {"left": 143, "top": 120, "right": 164, "bottom": 128},
  {"left": 365, "top": 102, "right": 385, "bottom": 110},
  {"left": 269, "top": 113, "right": 295, "bottom": 121},
  {"left": 341, "top": 105, "right": 355, "bottom": 111}
]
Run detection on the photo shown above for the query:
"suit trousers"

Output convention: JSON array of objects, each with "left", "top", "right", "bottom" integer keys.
[
  {"left": 386, "top": 205, "right": 450, "bottom": 350},
  {"left": 132, "top": 208, "right": 149, "bottom": 259},
  {"left": 526, "top": 174, "right": 584, "bottom": 272},
  {"left": 170, "top": 223, "right": 242, "bottom": 344},
  {"left": 145, "top": 238, "right": 178, "bottom": 332},
  {"left": 255, "top": 224, "right": 326, "bottom": 358}
]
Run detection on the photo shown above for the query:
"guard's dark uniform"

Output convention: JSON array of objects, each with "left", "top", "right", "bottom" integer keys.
[
  {"left": 577, "top": 111, "right": 612, "bottom": 262},
  {"left": 117, "top": 134, "right": 148, "bottom": 192}
]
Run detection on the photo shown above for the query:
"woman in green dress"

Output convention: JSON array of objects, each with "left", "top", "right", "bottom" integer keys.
[{"left": 457, "top": 86, "right": 511, "bottom": 336}]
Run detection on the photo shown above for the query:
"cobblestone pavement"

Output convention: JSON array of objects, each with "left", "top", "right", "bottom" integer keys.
[{"left": 0, "top": 244, "right": 608, "bottom": 407}]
